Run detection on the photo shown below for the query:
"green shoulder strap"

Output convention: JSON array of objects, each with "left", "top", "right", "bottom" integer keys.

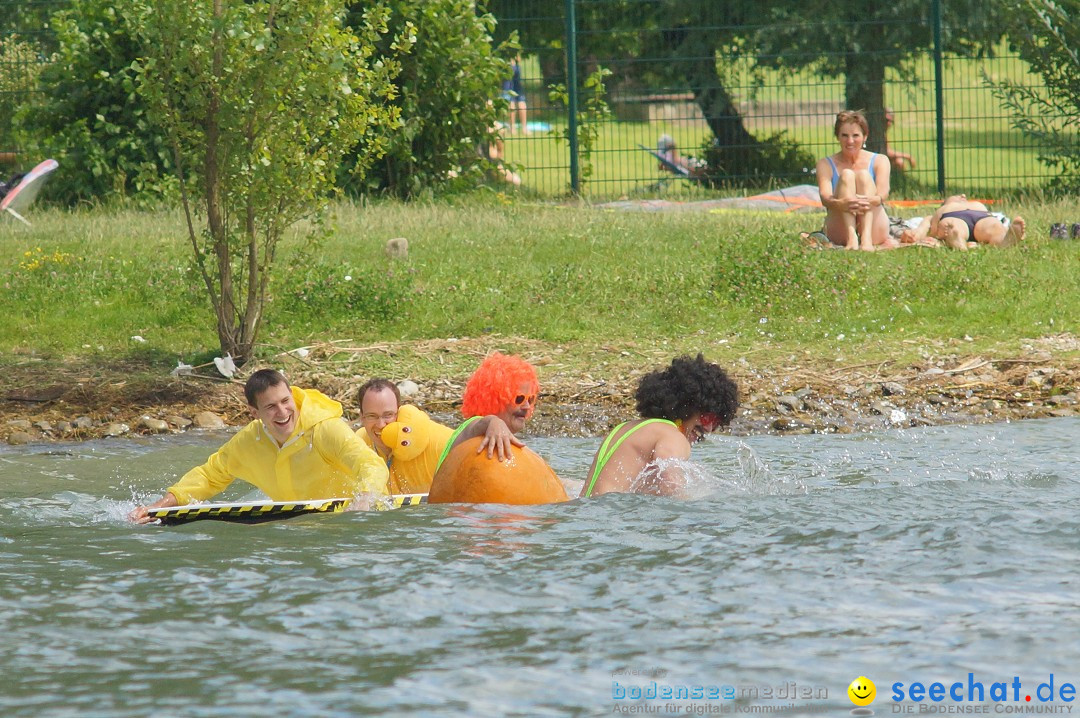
[
  {"left": 434, "top": 415, "right": 482, "bottom": 474},
  {"left": 582, "top": 419, "right": 675, "bottom": 498}
]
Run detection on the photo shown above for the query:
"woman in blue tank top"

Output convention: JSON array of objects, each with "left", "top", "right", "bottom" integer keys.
[{"left": 815, "top": 110, "right": 895, "bottom": 251}]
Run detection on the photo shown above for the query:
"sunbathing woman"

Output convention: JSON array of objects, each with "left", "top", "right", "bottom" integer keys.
[
  {"left": 816, "top": 110, "right": 895, "bottom": 251},
  {"left": 899, "top": 195, "right": 1026, "bottom": 250}
]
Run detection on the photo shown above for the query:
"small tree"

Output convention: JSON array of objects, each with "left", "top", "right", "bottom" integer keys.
[
  {"left": 548, "top": 66, "right": 614, "bottom": 191},
  {"left": 133, "top": 0, "right": 404, "bottom": 361},
  {"left": 990, "top": 0, "right": 1080, "bottom": 191}
]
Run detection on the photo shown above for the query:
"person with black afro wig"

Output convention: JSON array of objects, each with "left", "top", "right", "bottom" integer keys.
[{"left": 580, "top": 354, "right": 738, "bottom": 497}]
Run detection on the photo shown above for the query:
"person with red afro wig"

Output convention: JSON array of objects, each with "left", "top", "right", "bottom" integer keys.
[
  {"left": 461, "top": 352, "right": 539, "bottom": 420},
  {"left": 436, "top": 352, "right": 541, "bottom": 466}
]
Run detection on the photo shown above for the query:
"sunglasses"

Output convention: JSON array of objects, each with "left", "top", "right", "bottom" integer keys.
[{"left": 514, "top": 393, "right": 537, "bottom": 406}]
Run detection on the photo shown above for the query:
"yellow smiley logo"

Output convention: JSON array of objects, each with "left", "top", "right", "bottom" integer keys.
[{"left": 848, "top": 676, "right": 876, "bottom": 706}]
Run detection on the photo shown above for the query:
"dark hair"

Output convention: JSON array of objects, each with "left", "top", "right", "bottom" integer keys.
[
  {"left": 834, "top": 109, "right": 869, "bottom": 138},
  {"left": 358, "top": 378, "right": 400, "bottom": 409},
  {"left": 244, "top": 369, "right": 289, "bottom": 407},
  {"left": 635, "top": 354, "right": 739, "bottom": 425}
]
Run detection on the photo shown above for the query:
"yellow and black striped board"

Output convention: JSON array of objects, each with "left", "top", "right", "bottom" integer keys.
[
  {"left": 148, "top": 494, "right": 428, "bottom": 525},
  {"left": 382, "top": 493, "right": 429, "bottom": 510},
  {"left": 147, "top": 498, "right": 349, "bottom": 525}
]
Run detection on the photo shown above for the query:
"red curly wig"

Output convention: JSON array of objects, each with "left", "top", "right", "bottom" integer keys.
[{"left": 461, "top": 352, "right": 539, "bottom": 419}]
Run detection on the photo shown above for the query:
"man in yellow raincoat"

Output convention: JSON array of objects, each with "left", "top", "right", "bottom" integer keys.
[{"left": 129, "top": 369, "right": 388, "bottom": 523}]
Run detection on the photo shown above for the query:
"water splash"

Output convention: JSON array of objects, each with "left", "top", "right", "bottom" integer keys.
[
  {"left": 734, "top": 442, "right": 807, "bottom": 495},
  {"left": 0, "top": 492, "right": 134, "bottom": 527},
  {"left": 625, "top": 443, "right": 806, "bottom": 500}
]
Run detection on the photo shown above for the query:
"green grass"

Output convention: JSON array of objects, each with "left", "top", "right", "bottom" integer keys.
[{"left": 2, "top": 197, "right": 1078, "bottom": 373}]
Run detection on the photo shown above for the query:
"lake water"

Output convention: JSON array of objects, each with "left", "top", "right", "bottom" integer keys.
[{"left": 1, "top": 418, "right": 1078, "bottom": 717}]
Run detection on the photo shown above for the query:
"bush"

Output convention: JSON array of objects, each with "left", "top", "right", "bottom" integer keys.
[
  {"left": 701, "top": 131, "right": 817, "bottom": 189},
  {"left": 0, "top": 36, "right": 44, "bottom": 149},
  {"left": 14, "top": 0, "right": 175, "bottom": 203},
  {"left": 342, "top": 0, "right": 508, "bottom": 198}
]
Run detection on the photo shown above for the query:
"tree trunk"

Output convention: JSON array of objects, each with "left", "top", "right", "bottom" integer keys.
[
  {"left": 207, "top": 0, "right": 243, "bottom": 361},
  {"left": 239, "top": 186, "right": 260, "bottom": 364},
  {"left": 844, "top": 26, "right": 888, "bottom": 155},
  {"left": 680, "top": 32, "right": 763, "bottom": 183},
  {"left": 685, "top": 55, "right": 757, "bottom": 151}
]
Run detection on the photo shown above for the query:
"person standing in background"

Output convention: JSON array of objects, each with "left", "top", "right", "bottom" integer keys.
[{"left": 501, "top": 55, "right": 528, "bottom": 135}]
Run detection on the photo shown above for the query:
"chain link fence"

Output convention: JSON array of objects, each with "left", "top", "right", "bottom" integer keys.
[
  {"left": 492, "top": 0, "right": 1056, "bottom": 199},
  {"left": 0, "top": 1, "right": 63, "bottom": 158}
]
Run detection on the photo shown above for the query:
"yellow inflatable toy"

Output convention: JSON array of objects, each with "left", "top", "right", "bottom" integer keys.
[
  {"left": 371, "top": 405, "right": 452, "bottom": 495},
  {"left": 379, "top": 410, "right": 428, "bottom": 462},
  {"left": 428, "top": 437, "right": 569, "bottom": 505}
]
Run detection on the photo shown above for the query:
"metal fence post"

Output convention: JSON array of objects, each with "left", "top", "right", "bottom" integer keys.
[
  {"left": 932, "top": 0, "right": 946, "bottom": 196},
  {"left": 565, "top": 0, "right": 580, "bottom": 195}
]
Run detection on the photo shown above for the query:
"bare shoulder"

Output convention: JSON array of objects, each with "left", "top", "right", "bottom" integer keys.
[
  {"left": 653, "top": 426, "right": 692, "bottom": 461},
  {"left": 632, "top": 418, "right": 678, "bottom": 437},
  {"left": 616, "top": 419, "right": 684, "bottom": 453},
  {"left": 872, "top": 151, "right": 891, "bottom": 175}
]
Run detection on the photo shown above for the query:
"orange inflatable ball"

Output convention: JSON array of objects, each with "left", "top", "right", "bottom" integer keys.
[{"left": 429, "top": 437, "right": 569, "bottom": 505}]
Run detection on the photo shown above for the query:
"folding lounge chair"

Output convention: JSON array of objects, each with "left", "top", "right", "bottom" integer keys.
[
  {"left": 2, "top": 159, "right": 59, "bottom": 226},
  {"left": 639, "top": 144, "right": 693, "bottom": 179}
]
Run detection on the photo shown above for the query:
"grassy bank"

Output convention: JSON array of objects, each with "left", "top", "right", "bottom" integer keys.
[{"left": 2, "top": 196, "right": 1079, "bottom": 381}]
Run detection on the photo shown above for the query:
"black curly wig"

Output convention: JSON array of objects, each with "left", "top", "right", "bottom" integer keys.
[{"left": 634, "top": 354, "right": 739, "bottom": 425}]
